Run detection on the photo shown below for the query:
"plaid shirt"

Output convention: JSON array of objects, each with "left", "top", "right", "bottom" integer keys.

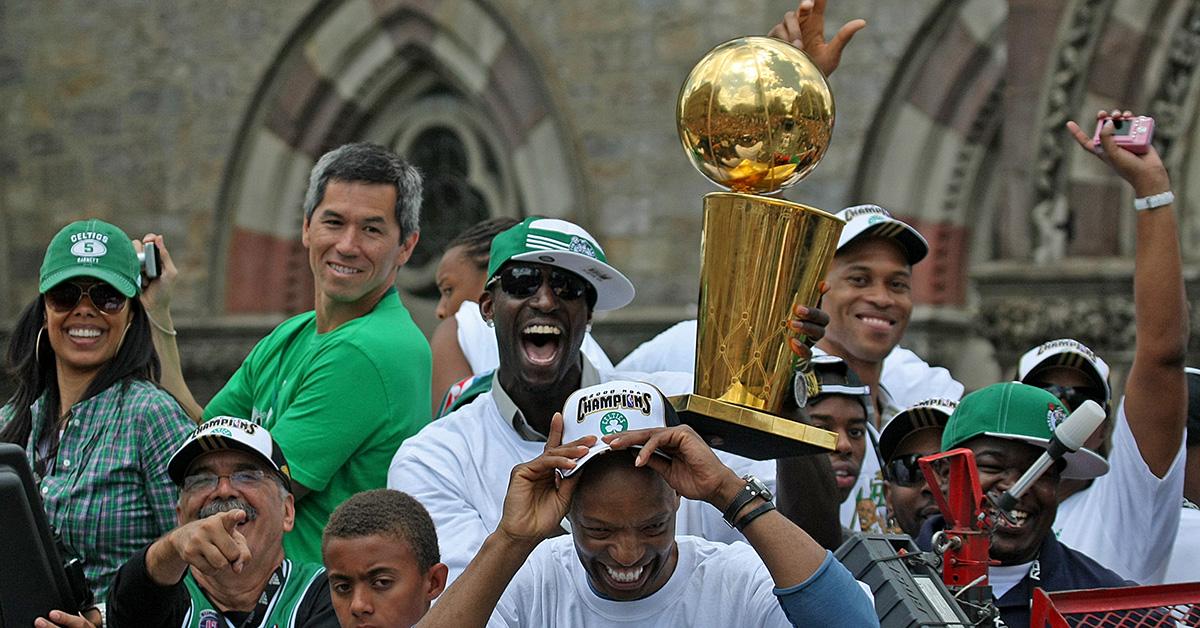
[{"left": 1, "top": 379, "right": 194, "bottom": 599}]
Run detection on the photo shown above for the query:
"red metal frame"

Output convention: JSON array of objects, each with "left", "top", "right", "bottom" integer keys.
[
  {"left": 1031, "top": 582, "right": 1200, "bottom": 627},
  {"left": 918, "top": 448, "right": 995, "bottom": 589}
]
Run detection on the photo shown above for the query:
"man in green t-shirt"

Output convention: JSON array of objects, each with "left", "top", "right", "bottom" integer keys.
[{"left": 140, "top": 143, "right": 432, "bottom": 563}]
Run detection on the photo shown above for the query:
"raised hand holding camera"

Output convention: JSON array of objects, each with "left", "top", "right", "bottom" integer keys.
[{"left": 1067, "top": 109, "right": 1171, "bottom": 201}]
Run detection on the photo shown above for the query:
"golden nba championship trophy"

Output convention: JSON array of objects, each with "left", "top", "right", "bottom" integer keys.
[{"left": 670, "top": 36, "right": 845, "bottom": 460}]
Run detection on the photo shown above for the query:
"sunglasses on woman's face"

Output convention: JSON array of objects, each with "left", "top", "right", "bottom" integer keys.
[
  {"left": 44, "top": 282, "right": 128, "bottom": 315},
  {"left": 492, "top": 264, "right": 589, "bottom": 301}
]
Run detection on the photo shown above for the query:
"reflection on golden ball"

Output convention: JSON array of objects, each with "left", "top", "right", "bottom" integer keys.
[{"left": 677, "top": 36, "right": 835, "bottom": 194}]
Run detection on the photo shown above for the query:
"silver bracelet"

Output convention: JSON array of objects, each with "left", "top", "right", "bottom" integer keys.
[
  {"left": 145, "top": 310, "right": 178, "bottom": 336},
  {"left": 1133, "top": 190, "right": 1173, "bottom": 211}
]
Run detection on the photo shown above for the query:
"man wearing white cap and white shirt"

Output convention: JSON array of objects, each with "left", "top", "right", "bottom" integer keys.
[
  {"left": 618, "top": 204, "right": 964, "bottom": 533},
  {"left": 415, "top": 380, "right": 878, "bottom": 627},
  {"left": 1000, "top": 108, "right": 1191, "bottom": 585},
  {"left": 1016, "top": 339, "right": 1187, "bottom": 584},
  {"left": 389, "top": 217, "right": 829, "bottom": 585},
  {"left": 107, "top": 416, "right": 338, "bottom": 628}
]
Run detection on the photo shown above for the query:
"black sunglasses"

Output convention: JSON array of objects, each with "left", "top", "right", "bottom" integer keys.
[
  {"left": 45, "top": 281, "right": 128, "bottom": 315},
  {"left": 1039, "top": 384, "right": 1105, "bottom": 412},
  {"left": 493, "top": 265, "right": 590, "bottom": 301},
  {"left": 885, "top": 453, "right": 929, "bottom": 488}
]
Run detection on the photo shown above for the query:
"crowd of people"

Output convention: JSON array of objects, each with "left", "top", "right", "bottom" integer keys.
[{"left": 4, "top": 2, "right": 1197, "bottom": 627}]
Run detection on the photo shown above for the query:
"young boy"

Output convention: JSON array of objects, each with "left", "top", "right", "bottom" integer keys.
[{"left": 322, "top": 490, "right": 448, "bottom": 628}]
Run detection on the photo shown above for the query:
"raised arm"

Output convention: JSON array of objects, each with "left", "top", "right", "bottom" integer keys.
[
  {"left": 1066, "top": 110, "right": 1188, "bottom": 477},
  {"left": 417, "top": 414, "right": 594, "bottom": 628},
  {"left": 135, "top": 233, "right": 204, "bottom": 421},
  {"left": 768, "top": 0, "right": 866, "bottom": 77}
]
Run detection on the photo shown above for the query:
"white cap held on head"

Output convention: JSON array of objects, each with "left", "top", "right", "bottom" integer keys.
[
  {"left": 559, "top": 380, "right": 676, "bottom": 478},
  {"left": 835, "top": 204, "right": 929, "bottom": 265}
]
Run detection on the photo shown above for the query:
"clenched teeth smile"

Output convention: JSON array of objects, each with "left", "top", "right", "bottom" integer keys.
[
  {"left": 604, "top": 565, "right": 644, "bottom": 583},
  {"left": 997, "top": 509, "right": 1031, "bottom": 528},
  {"left": 328, "top": 262, "right": 361, "bottom": 275},
  {"left": 67, "top": 328, "right": 102, "bottom": 338}
]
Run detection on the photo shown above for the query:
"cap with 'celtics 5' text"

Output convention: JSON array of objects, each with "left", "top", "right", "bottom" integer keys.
[{"left": 39, "top": 219, "right": 141, "bottom": 297}]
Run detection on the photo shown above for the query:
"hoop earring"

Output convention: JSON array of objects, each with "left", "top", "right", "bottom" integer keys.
[
  {"left": 35, "top": 326, "right": 46, "bottom": 360},
  {"left": 113, "top": 321, "right": 132, "bottom": 356}
]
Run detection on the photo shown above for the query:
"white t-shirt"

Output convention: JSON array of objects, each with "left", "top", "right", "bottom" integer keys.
[
  {"left": 1163, "top": 503, "right": 1200, "bottom": 583},
  {"left": 456, "top": 300, "right": 614, "bottom": 373},
  {"left": 1054, "top": 399, "right": 1186, "bottom": 584},
  {"left": 388, "top": 366, "right": 773, "bottom": 585},
  {"left": 489, "top": 536, "right": 791, "bottom": 627}
]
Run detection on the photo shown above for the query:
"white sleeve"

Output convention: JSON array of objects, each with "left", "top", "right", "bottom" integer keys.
[
  {"left": 616, "top": 320, "right": 698, "bottom": 374},
  {"left": 455, "top": 301, "right": 500, "bottom": 374},
  {"left": 1054, "top": 399, "right": 1186, "bottom": 583},
  {"left": 581, "top": 333, "right": 615, "bottom": 371},
  {"left": 388, "top": 428, "right": 492, "bottom": 586},
  {"left": 880, "top": 346, "right": 964, "bottom": 407}
]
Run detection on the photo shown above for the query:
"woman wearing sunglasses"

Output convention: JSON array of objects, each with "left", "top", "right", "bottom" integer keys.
[{"left": 1, "top": 219, "right": 194, "bottom": 604}]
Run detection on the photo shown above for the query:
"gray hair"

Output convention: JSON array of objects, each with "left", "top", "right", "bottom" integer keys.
[{"left": 302, "top": 142, "right": 423, "bottom": 239}]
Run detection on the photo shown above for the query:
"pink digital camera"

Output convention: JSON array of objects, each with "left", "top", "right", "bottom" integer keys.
[{"left": 1092, "top": 115, "right": 1154, "bottom": 154}]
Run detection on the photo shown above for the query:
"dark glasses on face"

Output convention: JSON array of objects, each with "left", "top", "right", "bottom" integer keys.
[
  {"left": 885, "top": 453, "right": 930, "bottom": 488},
  {"left": 493, "top": 265, "right": 589, "bottom": 301},
  {"left": 45, "top": 282, "right": 128, "bottom": 314},
  {"left": 1039, "top": 384, "right": 1105, "bottom": 412}
]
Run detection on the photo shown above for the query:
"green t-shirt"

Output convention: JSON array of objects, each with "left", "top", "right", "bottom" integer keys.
[{"left": 205, "top": 288, "right": 431, "bottom": 563}]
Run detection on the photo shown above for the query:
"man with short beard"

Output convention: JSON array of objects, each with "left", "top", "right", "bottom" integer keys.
[{"left": 107, "top": 417, "right": 338, "bottom": 628}]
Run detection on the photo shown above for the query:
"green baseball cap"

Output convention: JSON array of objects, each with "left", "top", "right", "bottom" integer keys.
[
  {"left": 486, "top": 217, "right": 635, "bottom": 311},
  {"left": 941, "top": 382, "right": 1108, "bottom": 480},
  {"left": 39, "top": 219, "right": 141, "bottom": 298}
]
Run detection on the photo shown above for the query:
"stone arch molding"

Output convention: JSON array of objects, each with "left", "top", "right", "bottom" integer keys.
[
  {"left": 212, "top": 0, "right": 581, "bottom": 315},
  {"left": 851, "top": 0, "right": 1006, "bottom": 308}
]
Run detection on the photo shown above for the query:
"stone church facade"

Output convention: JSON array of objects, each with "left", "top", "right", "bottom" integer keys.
[{"left": 2, "top": 0, "right": 1199, "bottom": 400}]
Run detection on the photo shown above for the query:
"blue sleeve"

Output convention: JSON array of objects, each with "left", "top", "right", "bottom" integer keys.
[{"left": 773, "top": 551, "right": 879, "bottom": 627}]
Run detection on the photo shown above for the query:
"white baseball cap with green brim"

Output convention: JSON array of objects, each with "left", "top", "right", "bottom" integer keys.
[
  {"left": 835, "top": 204, "right": 929, "bottom": 265},
  {"left": 559, "top": 380, "right": 675, "bottom": 478},
  {"left": 486, "top": 217, "right": 635, "bottom": 311}
]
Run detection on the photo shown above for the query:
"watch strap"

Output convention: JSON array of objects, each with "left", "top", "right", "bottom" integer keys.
[
  {"left": 721, "top": 476, "right": 768, "bottom": 527},
  {"left": 734, "top": 501, "right": 777, "bottom": 532},
  {"left": 1133, "top": 190, "right": 1174, "bottom": 211}
]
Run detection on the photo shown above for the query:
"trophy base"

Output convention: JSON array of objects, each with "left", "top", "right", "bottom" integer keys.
[{"left": 668, "top": 394, "right": 837, "bottom": 460}]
